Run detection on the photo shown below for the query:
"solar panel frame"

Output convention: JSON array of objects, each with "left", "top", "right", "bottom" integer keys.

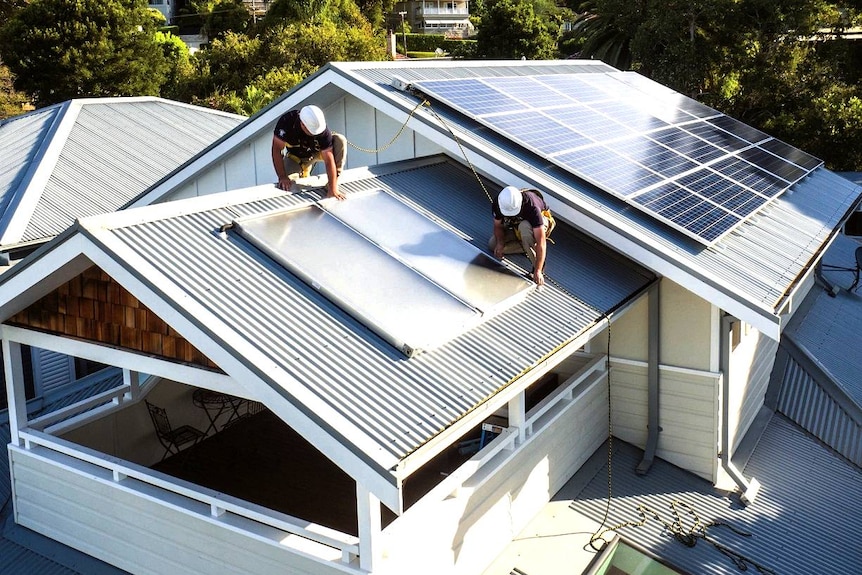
[{"left": 412, "top": 73, "right": 822, "bottom": 245}]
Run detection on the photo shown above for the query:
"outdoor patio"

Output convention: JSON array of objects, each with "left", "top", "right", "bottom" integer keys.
[{"left": 151, "top": 406, "right": 478, "bottom": 535}]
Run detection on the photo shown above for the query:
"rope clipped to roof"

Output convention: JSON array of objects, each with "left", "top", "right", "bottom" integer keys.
[
  {"left": 582, "top": 499, "right": 777, "bottom": 574},
  {"left": 345, "top": 98, "right": 429, "bottom": 154}
]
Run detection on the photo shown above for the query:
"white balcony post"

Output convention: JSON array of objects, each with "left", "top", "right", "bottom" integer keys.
[
  {"left": 356, "top": 483, "right": 382, "bottom": 571},
  {"left": 508, "top": 391, "right": 526, "bottom": 445},
  {"left": 3, "top": 338, "right": 28, "bottom": 446},
  {"left": 123, "top": 368, "right": 141, "bottom": 402}
]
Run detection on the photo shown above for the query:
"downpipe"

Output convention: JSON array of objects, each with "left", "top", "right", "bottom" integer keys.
[{"left": 719, "top": 313, "right": 760, "bottom": 505}]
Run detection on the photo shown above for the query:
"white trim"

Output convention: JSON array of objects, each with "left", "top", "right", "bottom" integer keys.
[
  {"left": 0, "top": 102, "right": 74, "bottom": 246},
  {"left": 3, "top": 326, "right": 241, "bottom": 395},
  {"left": 11, "top": 433, "right": 362, "bottom": 570},
  {"left": 3, "top": 339, "right": 27, "bottom": 445}
]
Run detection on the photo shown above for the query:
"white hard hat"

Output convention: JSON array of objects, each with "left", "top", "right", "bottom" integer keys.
[
  {"left": 498, "top": 186, "right": 522, "bottom": 216},
  {"left": 299, "top": 105, "right": 326, "bottom": 135}
]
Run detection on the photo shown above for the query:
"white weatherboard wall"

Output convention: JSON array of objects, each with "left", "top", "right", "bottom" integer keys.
[
  {"left": 609, "top": 360, "right": 719, "bottom": 482},
  {"left": 10, "top": 447, "right": 356, "bottom": 575},
  {"left": 165, "top": 94, "right": 444, "bottom": 202},
  {"left": 379, "top": 365, "right": 609, "bottom": 575},
  {"left": 728, "top": 327, "right": 778, "bottom": 452}
]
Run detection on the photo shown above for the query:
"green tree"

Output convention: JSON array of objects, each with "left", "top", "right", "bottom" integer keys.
[
  {"left": 155, "top": 31, "right": 196, "bottom": 100},
  {"left": 0, "top": 63, "right": 30, "bottom": 119},
  {"left": 0, "top": 0, "right": 169, "bottom": 106},
  {"left": 204, "top": 0, "right": 251, "bottom": 39},
  {"left": 474, "top": 0, "right": 557, "bottom": 59}
]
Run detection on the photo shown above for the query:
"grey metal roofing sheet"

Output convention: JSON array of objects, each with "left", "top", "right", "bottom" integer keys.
[
  {"left": 339, "top": 62, "right": 862, "bottom": 313},
  {"left": 565, "top": 415, "right": 862, "bottom": 575},
  {"left": 22, "top": 99, "right": 245, "bottom": 245},
  {"left": 774, "top": 349, "right": 862, "bottom": 466},
  {"left": 784, "top": 232, "right": 862, "bottom": 405},
  {"left": 104, "top": 158, "right": 654, "bottom": 463},
  {"left": 0, "top": 105, "right": 63, "bottom": 231}
]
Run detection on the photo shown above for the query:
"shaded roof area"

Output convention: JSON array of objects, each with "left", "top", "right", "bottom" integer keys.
[
  {"left": 767, "top": 221, "right": 862, "bottom": 466},
  {"left": 71, "top": 157, "right": 654, "bottom": 470},
  {"left": 782, "top": 232, "right": 862, "bottom": 404},
  {"left": 325, "top": 61, "right": 862, "bottom": 331},
  {"left": 562, "top": 414, "right": 862, "bottom": 575},
  {"left": 0, "top": 98, "right": 244, "bottom": 252}
]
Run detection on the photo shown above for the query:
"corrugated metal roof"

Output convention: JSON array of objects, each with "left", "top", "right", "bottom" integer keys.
[
  {"left": 102, "top": 158, "right": 654, "bottom": 466},
  {"left": 774, "top": 349, "right": 862, "bottom": 466},
  {"left": 783, "top": 233, "right": 862, "bottom": 404},
  {"left": 0, "top": 105, "right": 64, "bottom": 232},
  {"left": 767, "top": 230, "right": 862, "bottom": 466},
  {"left": 336, "top": 61, "right": 862, "bottom": 315},
  {"left": 565, "top": 415, "right": 862, "bottom": 575},
  {"left": 20, "top": 99, "right": 245, "bottom": 245}
]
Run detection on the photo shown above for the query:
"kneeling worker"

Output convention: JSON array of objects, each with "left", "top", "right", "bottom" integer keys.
[
  {"left": 271, "top": 105, "right": 346, "bottom": 200},
  {"left": 489, "top": 185, "right": 550, "bottom": 286}
]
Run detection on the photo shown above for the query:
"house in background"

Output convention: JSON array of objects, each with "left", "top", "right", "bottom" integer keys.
[
  {"left": 392, "top": 0, "right": 473, "bottom": 38},
  {"left": 0, "top": 97, "right": 244, "bottom": 413},
  {"left": 2, "top": 60, "right": 861, "bottom": 574}
]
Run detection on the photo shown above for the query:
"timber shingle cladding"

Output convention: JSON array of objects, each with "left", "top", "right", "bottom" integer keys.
[{"left": 9, "top": 265, "right": 218, "bottom": 369}]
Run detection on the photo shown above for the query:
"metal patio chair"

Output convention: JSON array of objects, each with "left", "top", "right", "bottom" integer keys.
[
  {"left": 221, "top": 400, "right": 267, "bottom": 429},
  {"left": 145, "top": 400, "right": 206, "bottom": 461}
]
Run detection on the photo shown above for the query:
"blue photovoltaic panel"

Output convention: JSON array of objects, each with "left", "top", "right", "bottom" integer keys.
[
  {"left": 413, "top": 73, "right": 823, "bottom": 245},
  {"left": 651, "top": 128, "right": 726, "bottom": 164},
  {"left": 483, "top": 110, "right": 592, "bottom": 154},
  {"left": 556, "top": 146, "right": 664, "bottom": 197},
  {"left": 708, "top": 115, "right": 770, "bottom": 144},
  {"left": 760, "top": 138, "right": 822, "bottom": 171},
  {"left": 535, "top": 74, "right": 614, "bottom": 103},
  {"left": 711, "top": 157, "right": 787, "bottom": 199}
]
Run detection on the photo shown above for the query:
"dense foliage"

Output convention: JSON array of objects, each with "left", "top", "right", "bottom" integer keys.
[
  {"left": 569, "top": 0, "right": 862, "bottom": 170},
  {"left": 0, "top": 0, "right": 169, "bottom": 106},
  {"left": 2, "top": 0, "right": 862, "bottom": 170}
]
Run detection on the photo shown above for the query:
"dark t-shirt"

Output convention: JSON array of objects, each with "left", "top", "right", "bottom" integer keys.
[
  {"left": 273, "top": 110, "right": 334, "bottom": 159},
  {"left": 492, "top": 189, "right": 548, "bottom": 229}
]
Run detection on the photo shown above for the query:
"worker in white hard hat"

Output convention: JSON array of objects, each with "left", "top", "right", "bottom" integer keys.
[
  {"left": 271, "top": 105, "right": 346, "bottom": 200},
  {"left": 489, "top": 185, "right": 550, "bottom": 286}
]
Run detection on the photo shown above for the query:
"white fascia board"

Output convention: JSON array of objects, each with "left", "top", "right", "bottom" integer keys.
[
  {"left": 78, "top": 223, "right": 402, "bottom": 512},
  {"left": 1, "top": 325, "right": 242, "bottom": 396},
  {"left": 82, "top": 183, "right": 289, "bottom": 231},
  {"left": 332, "top": 75, "right": 781, "bottom": 340},
  {"left": 130, "top": 72, "right": 339, "bottom": 208},
  {"left": 0, "top": 101, "right": 78, "bottom": 247},
  {"left": 0, "top": 233, "right": 93, "bottom": 320}
]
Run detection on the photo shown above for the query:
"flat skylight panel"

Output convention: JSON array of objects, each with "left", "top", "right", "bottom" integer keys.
[
  {"left": 234, "top": 190, "right": 533, "bottom": 357},
  {"left": 411, "top": 73, "right": 823, "bottom": 246}
]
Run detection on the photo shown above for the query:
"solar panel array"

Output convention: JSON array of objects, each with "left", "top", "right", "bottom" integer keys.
[{"left": 412, "top": 73, "right": 822, "bottom": 245}]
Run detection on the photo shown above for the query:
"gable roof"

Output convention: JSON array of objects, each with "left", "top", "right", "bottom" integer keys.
[
  {"left": 133, "top": 60, "right": 862, "bottom": 340},
  {"left": 0, "top": 98, "right": 245, "bottom": 253},
  {"left": 0, "top": 157, "right": 654, "bottom": 512}
]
